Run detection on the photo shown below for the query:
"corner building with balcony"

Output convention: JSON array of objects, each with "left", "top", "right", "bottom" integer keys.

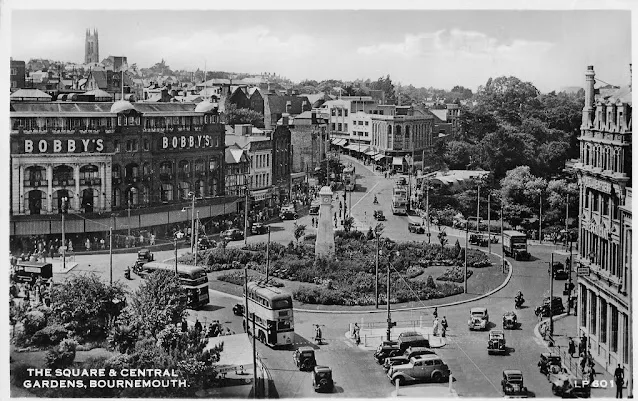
[
  {"left": 571, "top": 65, "right": 632, "bottom": 377},
  {"left": 9, "top": 98, "right": 233, "bottom": 251}
]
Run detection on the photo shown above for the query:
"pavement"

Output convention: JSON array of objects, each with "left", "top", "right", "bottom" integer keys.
[{"left": 534, "top": 313, "right": 625, "bottom": 398}]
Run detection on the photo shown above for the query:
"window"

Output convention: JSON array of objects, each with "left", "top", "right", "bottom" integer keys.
[
  {"left": 337, "top": 109, "right": 342, "bottom": 117},
  {"left": 344, "top": 109, "right": 348, "bottom": 117},
  {"left": 365, "top": 121, "right": 369, "bottom": 126},
  {"left": 161, "top": 183, "right": 173, "bottom": 202},
  {"left": 592, "top": 192, "right": 599, "bottom": 212},
  {"left": 611, "top": 306, "right": 619, "bottom": 352},
  {"left": 600, "top": 299, "right": 607, "bottom": 343},
  {"left": 10, "top": 68, "right": 16, "bottom": 75},
  {"left": 338, "top": 123, "right": 342, "bottom": 131},
  {"left": 331, "top": 123, "right": 336, "bottom": 131},
  {"left": 623, "top": 314, "right": 629, "bottom": 363},
  {"left": 143, "top": 139, "right": 149, "bottom": 151},
  {"left": 589, "top": 292, "right": 597, "bottom": 335},
  {"left": 580, "top": 285, "right": 587, "bottom": 327},
  {"left": 331, "top": 109, "right": 336, "bottom": 116},
  {"left": 603, "top": 195, "right": 610, "bottom": 216},
  {"left": 132, "top": 140, "right": 138, "bottom": 152},
  {"left": 11, "top": 81, "right": 17, "bottom": 88},
  {"left": 114, "top": 140, "right": 120, "bottom": 152},
  {"left": 126, "top": 140, "right": 132, "bottom": 152},
  {"left": 344, "top": 123, "right": 348, "bottom": 131}
]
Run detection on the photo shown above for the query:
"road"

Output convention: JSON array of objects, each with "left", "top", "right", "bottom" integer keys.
[{"left": 54, "top": 154, "right": 575, "bottom": 398}]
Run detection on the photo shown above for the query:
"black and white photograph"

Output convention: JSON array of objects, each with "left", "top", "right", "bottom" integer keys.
[{"left": 4, "top": 1, "right": 635, "bottom": 399}]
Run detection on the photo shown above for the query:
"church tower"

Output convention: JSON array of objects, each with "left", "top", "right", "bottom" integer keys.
[{"left": 85, "top": 28, "right": 100, "bottom": 64}]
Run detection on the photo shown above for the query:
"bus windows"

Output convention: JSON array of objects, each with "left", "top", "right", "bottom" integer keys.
[{"left": 273, "top": 298, "right": 292, "bottom": 310}]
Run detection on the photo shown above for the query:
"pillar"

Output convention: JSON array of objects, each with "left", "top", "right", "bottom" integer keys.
[
  {"left": 47, "top": 165, "right": 53, "bottom": 213},
  {"left": 74, "top": 163, "right": 80, "bottom": 210},
  {"left": 19, "top": 164, "right": 25, "bottom": 214}
]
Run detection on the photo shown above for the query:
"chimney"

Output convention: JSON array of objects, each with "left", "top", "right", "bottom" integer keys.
[{"left": 582, "top": 65, "right": 596, "bottom": 128}]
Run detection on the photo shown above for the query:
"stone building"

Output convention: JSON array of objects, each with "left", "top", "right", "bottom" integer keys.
[
  {"left": 571, "top": 65, "right": 632, "bottom": 378},
  {"left": 85, "top": 28, "right": 99, "bottom": 65}
]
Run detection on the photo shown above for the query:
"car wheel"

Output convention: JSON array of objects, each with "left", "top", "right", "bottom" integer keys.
[{"left": 432, "top": 372, "right": 443, "bottom": 382}]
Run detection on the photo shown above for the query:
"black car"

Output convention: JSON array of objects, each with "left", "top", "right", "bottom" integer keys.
[
  {"left": 374, "top": 342, "right": 401, "bottom": 363},
  {"left": 552, "top": 262, "right": 569, "bottom": 280},
  {"left": 408, "top": 223, "right": 425, "bottom": 234},
  {"left": 280, "top": 210, "right": 298, "bottom": 220},
  {"left": 383, "top": 346, "right": 436, "bottom": 371},
  {"left": 312, "top": 366, "right": 334, "bottom": 392},
  {"left": 222, "top": 228, "right": 244, "bottom": 241},
  {"left": 469, "top": 234, "right": 489, "bottom": 247},
  {"left": 374, "top": 210, "right": 386, "bottom": 221},
  {"left": 137, "top": 249, "right": 154, "bottom": 263},
  {"left": 293, "top": 347, "right": 317, "bottom": 371},
  {"left": 251, "top": 222, "right": 268, "bottom": 235},
  {"left": 536, "top": 297, "right": 565, "bottom": 318},
  {"left": 198, "top": 237, "right": 215, "bottom": 251},
  {"left": 538, "top": 352, "right": 562, "bottom": 376}
]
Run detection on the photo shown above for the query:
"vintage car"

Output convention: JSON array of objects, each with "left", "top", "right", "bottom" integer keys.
[
  {"left": 501, "top": 370, "right": 528, "bottom": 398},
  {"left": 383, "top": 347, "right": 436, "bottom": 372},
  {"left": 312, "top": 366, "right": 334, "bottom": 392},
  {"left": 293, "top": 347, "right": 317, "bottom": 371},
  {"left": 408, "top": 222, "right": 425, "bottom": 234},
  {"left": 374, "top": 341, "right": 401, "bottom": 364},
  {"left": 396, "top": 332, "right": 430, "bottom": 353},
  {"left": 279, "top": 210, "right": 298, "bottom": 220},
  {"left": 374, "top": 210, "right": 386, "bottom": 221},
  {"left": 232, "top": 303, "right": 244, "bottom": 316},
  {"left": 222, "top": 228, "right": 244, "bottom": 241},
  {"left": 387, "top": 355, "right": 451, "bottom": 385},
  {"left": 137, "top": 248, "right": 154, "bottom": 263},
  {"left": 197, "top": 237, "right": 215, "bottom": 251},
  {"left": 469, "top": 234, "right": 490, "bottom": 247},
  {"left": 251, "top": 222, "right": 268, "bottom": 235},
  {"left": 487, "top": 330, "right": 508, "bottom": 355},
  {"left": 503, "top": 311, "right": 519, "bottom": 330},
  {"left": 536, "top": 297, "right": 565, "bottom": 318},
  {"left": 538, "top": 352, "right": 562, "bottom": 376},
  {"left": 552, "top": 262, "right": 569, "bottom": 280},
  {"left": 468, "top": 307, "right": 490, "bottom": 331},
  {"left": 549, "top": 372, "right": 591, "bottom": 398}
]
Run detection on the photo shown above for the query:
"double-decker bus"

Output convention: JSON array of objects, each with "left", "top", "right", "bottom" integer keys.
[
  {"left": 391, "top": 185, "right": 408, "bottom": 215},
  {"left": 245, "top": 281, "right": 294, "bottom": 348},
  {"left": 343, "top": 165, "right": 356, "bottom": 191},
  {"left": 12, "top": 260, "right": 53, "bottom": 284},
  {"left": 139, "top": 262, "right": 210, "bottom": 309}
]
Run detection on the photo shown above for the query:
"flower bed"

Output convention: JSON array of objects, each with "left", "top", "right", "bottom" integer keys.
[
  {"left": 217, "top": 272, "right": 284, "bottom": 288},
  {"left": 436, "top": 266, "right": 474, "bottom": 283}
]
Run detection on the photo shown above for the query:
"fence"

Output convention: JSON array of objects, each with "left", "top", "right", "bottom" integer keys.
[{"left": 254, "top": 355, "right": 277, "bottom": 398}]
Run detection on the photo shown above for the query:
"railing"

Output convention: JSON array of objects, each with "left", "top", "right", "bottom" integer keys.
[
  {"left": 23, "top": 179, "right": 48, "bottom": 187},
  {"left": 79, "top": 178, "right": 101, "bottom": 186},
  {"left": 548, "top": 341, "right": 584, "bottom": 379},
  {"left": 52, "top": 179, "right": 75, "bottom": 186}
]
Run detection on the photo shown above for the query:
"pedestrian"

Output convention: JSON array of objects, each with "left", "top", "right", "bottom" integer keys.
[
  {"left": 568, "top": 337, "right": 576, "bottom": 358},
  {"left": 614, "top": 364, "right": 624, "bottom": 398},
  {"left": 433, "top": 307, "right": 438, "bottom": 319},
  {"left": 194, "top": 319, "right": 202, "bottom": 333},
  {"left": 579, "top": 353, "right": 586, "bottom": 374},
  {"left": 311, "top": 217, "right": 315, "bottom": 227},
  {"left": 588, "top": 364, "right": 596, "bottom": 383}
]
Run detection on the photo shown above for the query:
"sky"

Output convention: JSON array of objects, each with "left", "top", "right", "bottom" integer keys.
[{"left": 7, "top": 5, "right": 634, "bottom": 93}]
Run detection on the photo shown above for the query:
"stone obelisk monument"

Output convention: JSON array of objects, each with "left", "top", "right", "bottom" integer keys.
[{"left": 315, "top": 186, "right": 335, "bottom": 258}]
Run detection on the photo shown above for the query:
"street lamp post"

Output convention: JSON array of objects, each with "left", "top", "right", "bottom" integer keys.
[
  {"left": 539, "top": 191, "right": 543, "bottom": 244},
  {"left": 487, "top": 194, "right": 491, "bottom": 254},
  {"left": 127, "top": 201, "right": 132, "bottom": 237},
  {"left": 61, "top": 196, "right": 68, "bottom": 272},
  {"left": 109, "top": 227, "right": 113, "bottom": 285},
  {"left": 464, "top": 224, "right": 468, "bottom": 293},
  {"left": 476, "top": 185, "right": 480, "bottom": 233},
  {"left": 549, "top": 253, "right": 555, "bottom": 336},
  {"left": 266, "top": 226, "right": 271, "bottom": 283},
  {"left": 382, "top": 250, "right": 399, "bottom": 341},
  {"left": 375, "top": 233, "right": 380, "bottom": 309},
  {"left": 194, "top": 211, "right": 199, "bottom": 267},
  {"left": 189, "top": 192, "right": 196, "bottom": 252},
  {"left": 244, "top": 185, "right": 249, "bottom": 246}
]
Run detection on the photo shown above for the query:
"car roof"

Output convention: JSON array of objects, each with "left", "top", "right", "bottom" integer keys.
[
  {"left": 399, "top": 331, "right": 421, "bottom": 336},
  {"left": 490, "top": 330, "right": 504, "bottom": 335},
  {"left": 298, "top": 346, "right": 314, "bottom": 352},
  {"left": 504, "top": 369, "right": 523, "bottom": 376},
  {"left": 407, "top": 346, "right": 433, "bottom": 352},
  {"left": 412, "top": 354, "right": 440, "bottom": 361},
  {"left": 314, "top": 366, "right": 332, "bottom": 373},
  {"left": 471, "top": 307, "right": 487, "bottom": 313}
]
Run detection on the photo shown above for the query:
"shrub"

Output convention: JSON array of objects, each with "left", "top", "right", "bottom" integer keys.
[
  {"left": 10, "top": 363, "right": 36, "bottom": 387},
  {"left": 44, "top": 339, "right": 77, "bottom": 369},
  {"left": 217, "top": 272, "right": 284, "bottom": 288},
  {"left": 31, "top": 324, "right": 68, "bottom": 346},
  {"left": 425, "top": 275, "right": 436, "bottom": 289},
  {"left": 406, "top": 266, "right": 424, "bottom": 279},
  {"left": 437, "top": 266, "right": 474, "bottom": 283},
  {"left": 23, "top": 311, "right": 46, "bottom": 336},
  {"left": 304, "top": 234, "right": 316, "bottom": 242}
]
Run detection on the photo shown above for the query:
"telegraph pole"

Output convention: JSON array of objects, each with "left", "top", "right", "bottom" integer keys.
[
  {"left": 487, "top": 194, "right": 491, "bottom": 254},
  {"left": 501, "top": 208, "right": 505, "bottom": 274},
  {"left": 190, "top": 193, "right": 196, "bottom": 251},
  {"left": 244, "top": 267, "right": 250, "bottom": 334},
  {"left": 127, "top": 201, "right": 132, "bottom": 237},
  {"left": 386, "top": 255, "right": 391, "bottom": 341},
  {"left": 109, "top": 227, "right": 113, "bottom": 285},
  {"left": 539, "top": 192, "right": 543, "bottom": 244},
  {"left": 476, "top": 185, "right": 480, "bottom": 233},
  {"left": 194, "top": 211, "right": 199, "bottom": 267},
  {"left": 266, "top": 226, "right": 271, "bottom": 283},
  {"left": 549, "top": 253, "right": 554, "bottom": 336},
  {"left": 426, "top": 179, "right": 431, "bottom": 244},
  {"left": 174, "top": 237, "right": 178, "bottom": 275},
  {"left": 375, "top": 233, "right": 379, "bottom": 309},
  {"left": 61, "top": 197, "right": 67, "bottom": 272},
  {"left": 244, "top": 186, "right": 249, "bottom": 246}
]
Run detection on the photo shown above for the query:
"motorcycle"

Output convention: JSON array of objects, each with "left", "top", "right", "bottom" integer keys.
[
  {"left": 373, "top": 196, "right": 379, "bottom": 205},
  {"left": 515, "top": 296, "right": 525, "bottom": 309}
]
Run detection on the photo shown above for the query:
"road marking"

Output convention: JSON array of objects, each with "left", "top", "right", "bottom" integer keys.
[
  {"left": 352, "top": 181, "right": 380, "bottom": 209},
  {"left": 447, "top": 334, "right": 502, "bottom": 395}
]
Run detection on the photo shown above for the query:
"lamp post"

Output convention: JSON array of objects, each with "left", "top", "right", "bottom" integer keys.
[
  {"left": 127, "top": 201, "right": 132, "bottom": 237},
  {"left": 244, "top": 184, "right": 249, "bottom": 246},
  {"left": 380, "top": 249, "right": 399, "bottom": 341},
  {"left": 476, "top": 184, "right": 481, "bottom": 233},
  {"left": 189, "top": 192, "right": 196, "bottom": 252},
  {"left": 375, "top": 232, "right": 380, "bottom": 309},
  {"left": 266, "top": 226, "right": 271, "bottom": 283},
  {"left": 464, "top": 224, "right": 468, "bottom": 293},
  {"left": 194, "top": 211, "right": 199, "bottom": 267},
  {"left": 61, "top": 196, "right": 68, "bottom": 272},
  {"left": 487, "top": 193, "right": 491, "bottom": 254},
  {"left": 109, "top": 227, "right": 113, "bottom": 285},
  {"left": 538, "top": 190, "right": 543, "bottom": 244},
  {"left": 549, "top": 252, "right": 555, "bottom": 337}
]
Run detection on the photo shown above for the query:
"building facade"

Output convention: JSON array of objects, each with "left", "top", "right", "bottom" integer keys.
[
  {"left": 85, "top": 29, "right": 100, "bottom": 65},
  {"left": 10, "top": 59, "right": 26, "bottom": 91},
  {"left": 10, "top": 99, "right": 235, "bottom": 246},
  {"left": 369, "top": 114, "right": 434, "bottom": 170},
  {"left": 226, "top": 131, "right": 274, "bottom": 209},
  {"left": 224, "top": 145, "right": 250, "bottom": 198},
  {"left": 289, "top": 111, "right": 328, "bottom": 175},
  {"left": 572, "top": 65, "right": 632, "bottom": 377},
  {"left": 271, "top": 125, "right": 292, "bottom": 203}
]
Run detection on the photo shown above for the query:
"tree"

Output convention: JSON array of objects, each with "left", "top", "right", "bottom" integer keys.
[
  {"left": 500, "top": 166, "right": 548, "bottom": 226},
  {"left": 443, "top": 141, "right": 476, "bottom": 169},
  {"left": 438, "top": 230, "right": 448, "bottom": 250},
  {"left": 343, "top": 216, "right": 355, "bottom": 232},
  {"left": 128, "top": 270, "right": 187, "bottom": 338},
  {"left": 476, "top": 76, "right": 541, "bottom": 125},
  {"left": 293, "top": 222, "right": 306, "bottom": 247},
  {"left": 457, "top": 109, "right": 499, "bottom": 143},
  {"left": 478, "top": 130, "right": 531, "bottom": 179},
  {"left": 50, "top": 274, "right": 126, "bottom": 340},
  {"left": 223, "top": 103, "right": 264, "bottom": 127},
  {"left": 370, "top": 75, "right": 397, "bottom": 104}
]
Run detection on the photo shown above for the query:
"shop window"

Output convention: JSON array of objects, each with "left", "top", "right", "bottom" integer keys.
[
  {"left": 600, "top": 299, "right": 607, "bottom": 344},
  {"left": 589, "top": 292, "right": 597, "bottom": 335},
  {"left": 580, "top": 285, "right": 587, "bottom": 327}
]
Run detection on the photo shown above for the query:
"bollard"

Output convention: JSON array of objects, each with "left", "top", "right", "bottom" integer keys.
[
  {"left": 396, "top": 377, "right": 400, "bottom": 397},
  {"left": 364, "top": 334, "right": 367, "bottom": 347},
  {"left": 449, "top": 375, "right": 453, "bottom": 393}
]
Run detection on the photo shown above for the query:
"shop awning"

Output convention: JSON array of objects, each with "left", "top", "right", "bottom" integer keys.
[
  {"left": 337, "top": 139, "right": 348, "bottom": 147},
  {"left": 365, "top": 150, "right": 377, "bottom": 156},
  {"left": 393, "top": 156, "right": 405, "bottom": 166},
  {"left": 204, "top": 334, "right": 253, "bottom": 374},
  {"left": 346, "top": 144, "right": 361, "bottom": 152},
  {"left": 373, "top": 154, "right": 386, "bottom": 161}
]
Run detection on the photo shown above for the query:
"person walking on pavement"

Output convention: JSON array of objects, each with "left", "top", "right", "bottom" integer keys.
[
  {"left": 568, "top": 337, "right": 576, "bottom": 358},
  {"left": 433, "top": 307, "right": 438, "bottom": 319},
  {"left": 614, "top": 364, "right": 624, "bottom": 398}
]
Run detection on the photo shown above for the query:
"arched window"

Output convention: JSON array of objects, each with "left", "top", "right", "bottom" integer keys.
[
  {"left": 604, "top": 147, "right": 611, "bottom": 170},
  {"left": 178, "top": 160, "right": 190, "bottom": 174},
  {"left": 179, "top": 182, "right": 190, "bottom": 200},
  {"left": 112, "top": 164, "right": 121, "bottom": 179},
  {"left": 585, "top": 145, "right": 591, "bottom": 166},
  {"left": 27, "top": 190, "right": 45, "bottom": 215},
  {"left": 26, "top": 166, "right": 46, "bottom": 182},
  {"left": 80, "top": 165, "right": 99, "bottom": 180},
  {"left": 126, "top": 187, "right": 139, "bottom": 205},
  {"left": 194, "top": 159, "right": 205, "bottom": 174},
  {"left": 209, "top": 157, "right": 219, "bottom": 172},
  {"left": 113, "top": 187, "right": 121, "bottom": 208},
  {"left": 125, "top": 163, "right": 139, "bottom": 179},
  {"left": 196, "top": 180, "right": 205, "bottom": 198},
  {"left": 613, "top": 149, "right": 621, "bottom": 173},
  {"left": 209, "top": 178, "right": 218, "bottom": 196},
  {"left": 142, "top": 162, "right": 151, "bottom": 176},
  {"left": 161, "top": 183, "right": 173, "bottom": 202},
  {"left": 53, "top": 165, "right": 74, "bottom": 184},
  {"left": 159, "top": 161, "right": 173, "bottom": 175}
]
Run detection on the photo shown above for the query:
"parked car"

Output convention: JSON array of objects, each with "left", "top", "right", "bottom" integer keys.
[
  {"left": 387, "top": 355, "right": 450, "bottom": 385},
  {"left": 374, "top": 341, "right": 401, "bottom": 364},
  {"left": 137, "top": 248, "right": 154, "bottom": 263},
  {"left": 468, "top": 307, "right": 490, "bottom": 331},
  {"left": 535, "top": 297, "right": 565, "bottom": 318},
  {"left": 501, "top": 370, "right": 528, "bottom": 398},
  {"left": 222, "top": 228, "right": 244, "bottom": 241},
  {"left": 251, "top": 222, "right": 268, "bottom": 235},
  {"left": 408, "top": 222, "right": 425, "bottom": 234},
  {"left": 383, "top": 346, "right": 436, "bottom": 371},
  {"left": 374, "top": 210, "right": 386, "bottom": 221},
  {"left": 502, "top": 311, "right": 519, "bottom": 330},
  {"left": 549, "top": 372, "right": 591, "bottom": 398},
  {"left": 487, "top": 330, "right": 508, "bottom": 355},
  {"left": 312, "top": 366, "right": 334, "bottom": 392},
  {"left": 197, "top": 237, "right": 215, "bottom": 251},
  {"left": 280, "top": 210, "right": 298, "bottom": 220},
  {"left": 396, "top": 332, "right": 430, "bottom": 353},
  {"left": 538, "top": 352, "right": 562, "bottom": 376},
  {"left": 552, "top": 262, "right": 569, "bottom": 280},
  {"left": 293, "top": 347, "right": 317, "bottom": 371}
]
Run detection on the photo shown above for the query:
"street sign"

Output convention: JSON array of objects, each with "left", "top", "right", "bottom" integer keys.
[{"left": 577, "top": 267, "right": 590, "bottom": 276}]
